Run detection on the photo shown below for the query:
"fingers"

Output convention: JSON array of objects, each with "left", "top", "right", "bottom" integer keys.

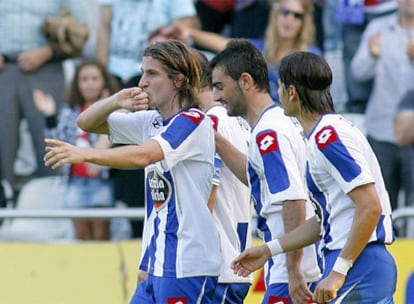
[{"left": 44, "top": 139, "right": 67, "bottom": 170}]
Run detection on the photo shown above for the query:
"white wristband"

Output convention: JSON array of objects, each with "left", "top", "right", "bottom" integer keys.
[
  {"left": 332, "top": 257, "right": 353, "bottom": 276},
  {"left": 266, "top": 239, "right": 283, "bottom": 256}
]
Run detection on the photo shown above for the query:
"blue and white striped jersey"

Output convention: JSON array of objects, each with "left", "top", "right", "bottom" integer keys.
[
  {"left": 108, "top": 108, "right": 221, "bottom": 278},
  {"left": 306, "top": 113, "right": 394, "bottom": 252},
  {"left": 248, "top": 105, "right": 321, "bottom": 285}
]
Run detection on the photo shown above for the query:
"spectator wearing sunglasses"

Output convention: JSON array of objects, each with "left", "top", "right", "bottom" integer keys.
[{"left": 171, "top": 0, "right": 321, "bottom": 104}]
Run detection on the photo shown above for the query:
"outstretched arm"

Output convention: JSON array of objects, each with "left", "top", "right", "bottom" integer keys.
[
  {"left": 44, "top": 138, "right": 162, "bottom": 170},
  {"left": 76, "top": 87, "right": 149, "bottom": 134},
  {"left": 231, "top": 216, "right": 320, "bottom": 277}
]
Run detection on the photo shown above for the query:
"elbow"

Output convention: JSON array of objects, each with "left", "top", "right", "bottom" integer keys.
[{"left": 76, "top": 113, "right": 89, "bottom": 132}]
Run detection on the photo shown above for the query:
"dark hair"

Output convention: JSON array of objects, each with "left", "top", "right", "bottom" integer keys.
[
  {"left": 143, "top": 40, "right": 201, "bottom": 110},
  {"left": 65, "top": 57, "right": 119, "bottom": 108},
  {"left": 279, "top": 51, "right": 334, "bottom": 113},
  {"left": 209, "top": 39, "right": 270, "bottom": 93}
]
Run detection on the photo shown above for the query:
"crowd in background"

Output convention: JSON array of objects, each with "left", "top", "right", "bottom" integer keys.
[{"left": 0, "top": 0, "right": 413, "bottom": 240}]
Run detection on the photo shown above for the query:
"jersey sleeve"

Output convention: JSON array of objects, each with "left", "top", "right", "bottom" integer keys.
[
  {"left": 255, "top": 128, "right": 307, "bottom": 204},
  {"left": 314, "top": 125, "right": 375, "bottom": 194},
  {"left": 108, "top": 110, "right": 161, "bottom": 145},
  {"left": 153, "top": 110, "right": 212, "bottom": 170}
]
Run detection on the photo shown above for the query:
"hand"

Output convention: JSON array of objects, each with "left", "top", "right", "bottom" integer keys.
[
  {"left": 33, "top": 89, "right": 57, "bottom": 116},
  {"left": 170, "top": 20, "right": 193, "bottom": 43},
  {"left": 137, "top": 271, "right": 148, "bottom": 285},
  {"left": 368, "top": 32, "right": 381, "bottom": 58},
  {"left": 115, "top": 87, "right": 150, "bottom": 111},
  {"left": 231, "top": 244, "right": 271, "bottom": 277},
  {"left": 312, "top": 271, "right": 345, "bottom": 303},
  {"left": 288, "top": 270, "right": 313, "bottom": 304},
  {"left": 44, "top": 138, "right": 86, "bottom": 170},
  {"left": 18, "top": 46, "right": 52, "bottom": 72}
]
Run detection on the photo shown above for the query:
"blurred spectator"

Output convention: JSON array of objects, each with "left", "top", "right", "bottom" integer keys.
[
  {"left": 96, "top": 0, "right": 200, "bottom": 239},
  {"left": 395, "top": 89, "right": 414, "bottom": 237},
  {"left": 195, "top": 0, "right": 235, "bottom": 34},
  {"left": 194, "top": 0, "right": 270, "bottom": 41},
  {"left": 175, "top": 0, "right": 320, "bottom": 103},
  {"left": 0, "top": 1, "right": 87, "bottom": 202},
  {"left": 33, "top": 58, "right": 119, "bottom": 240},
  {"left": 351, "top": 0, "right": 414, "bottom": 211},
  {"left": 336, "top": 0, "right": 397, "bottom": 113}
]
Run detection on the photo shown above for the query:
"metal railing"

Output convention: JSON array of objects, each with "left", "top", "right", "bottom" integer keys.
[
  {"left": 0, "top": 208, "right": 146, "bottom": 219},
  {"left": 392, "top": 207, "right": 414, "bottom": 222}
]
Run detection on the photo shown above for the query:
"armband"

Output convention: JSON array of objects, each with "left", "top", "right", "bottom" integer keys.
[
  {"left": 266, "top": 239, "right": 283, "bottom": 256},
  {"left": 332, "top": 257, "right": 353, "bottom": 276}
]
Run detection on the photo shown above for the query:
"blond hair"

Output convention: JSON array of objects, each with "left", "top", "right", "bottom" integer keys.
[{"left": 264, "top": 0, "right": 315, "bottom": 64}]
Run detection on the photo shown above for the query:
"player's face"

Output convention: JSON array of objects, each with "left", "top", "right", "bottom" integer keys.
[
  {"left": 78, "top": 65, "right": 105, "bottom": 104},
  {"left": 139, "top": 56, "right": 177, "bottom": 111},
  {"left": 211, "top": 67, "right": 246, "bottom": 117}
]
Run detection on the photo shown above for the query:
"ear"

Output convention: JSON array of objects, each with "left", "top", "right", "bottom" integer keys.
[
  {"left": 288, "top": 85, "right": 298, "bottom": 100},
  {"left": 173, "top": 73, "right": 187, "bottom": 89},
  {"left": 238, "top": 72, "right": 253, "bottom": 90}
]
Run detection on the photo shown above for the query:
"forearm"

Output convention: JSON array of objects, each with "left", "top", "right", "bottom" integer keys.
[
  {"left": 283, "top": 200, "right": 306, "bottom": 272},
  {"left": 337, "top": 184, "right": 381, "bottom": 264},
  {"left": 96, "top": 6, "right": 111, "bottom": 66},
  {"left": 188, "top": 28, "right": 228, "bottom": 53},
  {"left": 215, "top": 133, "right": 248, "bottom": 185},
  {"left": 268, "top": 216, "right": 320, "bottom": 255},
  {"left": 76, "top": 95, "right": 119, "bottom": 134}
]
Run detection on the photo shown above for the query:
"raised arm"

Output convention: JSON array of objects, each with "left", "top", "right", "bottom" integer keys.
[{"left": 76, "top": 87, "right": 149, "bottom": 134}]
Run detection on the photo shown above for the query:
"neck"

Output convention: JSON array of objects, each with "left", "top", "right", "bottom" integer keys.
[
  {"left": 245, "top": 92, "right": 275, "bottom": 127},
  {"left": 159, "top": 94, "right": 182, "bottom": 121},
  {"left": 297, "top": 111, "right": 321, "bottom": 136}
]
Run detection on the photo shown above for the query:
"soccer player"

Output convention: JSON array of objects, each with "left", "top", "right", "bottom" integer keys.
[
  {"left": 211, "top": 39, "right": 321, "bottom": 304},
  {"left": 195, "top": 51, "right": 253, "bottom": 303},
  {"left": 43, "top": 40, "right": 221, "bottom": 303},
  {"left": 231, "top": 51, "right": 397, "bottom": 303}
]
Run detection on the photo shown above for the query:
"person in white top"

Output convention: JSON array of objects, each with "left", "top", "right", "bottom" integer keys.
[
  {"left": 194, "top": 51, "right": 253, "bottom": 303},
  {"left": 231, "top": 51, "right": 397, "bottom": 304},
  {"left": 43, "top": 40, "right": 221, "bottom": 304},
  {"left": 211, "top": 39, "right": 321, "bottom": 304}
]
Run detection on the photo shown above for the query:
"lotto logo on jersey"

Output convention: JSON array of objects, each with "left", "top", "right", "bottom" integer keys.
[
  {"left": 167, "top": 298, "right": 188, "bottom": 304},
  {"left": 256, "top": 130, "right": 278, "bottom": 155},
  {"left": 315, "top": 126, "right": 339, "bottom": 150},
  {"left": 208, "top": 114, "right": 219, "bottom": 131},
  {"left": 182, "top": 110, "right": 204, "bottom": 125}
]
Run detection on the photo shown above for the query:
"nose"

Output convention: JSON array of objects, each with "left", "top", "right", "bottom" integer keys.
[
  {"left": 138, "top": 76, "right": 148, "bottom": 88},
  {"left": 212, "top": 87, "right": 223, "bottom": 102}
]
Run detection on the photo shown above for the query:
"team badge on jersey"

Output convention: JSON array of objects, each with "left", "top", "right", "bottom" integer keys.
[
  {"left": 315, "top": 125, "right": 338, "bottom": 150},
  {"left": 147, "top": 168, "right": 172, "bottom": 210},
  {"left": 256, "top": 130, "right": 278, "bottom": 155},
  {"left": 167, "top": 298, "right": 188, "bottom": 304}
]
